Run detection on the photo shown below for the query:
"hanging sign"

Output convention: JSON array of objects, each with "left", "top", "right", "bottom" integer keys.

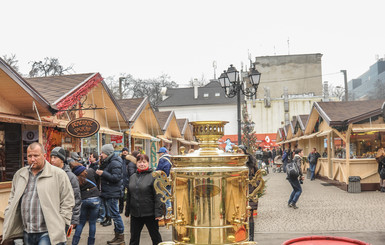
[{"left": 66, "top": 118, "right": 100, "bottom": 138}]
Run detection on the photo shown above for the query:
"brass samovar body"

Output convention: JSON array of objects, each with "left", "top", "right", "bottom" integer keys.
[{"left": 156, "top": 121, "right": 259, "bottom": 245}]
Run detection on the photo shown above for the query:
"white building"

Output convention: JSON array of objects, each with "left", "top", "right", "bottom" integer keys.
[{"left": 158, "top": 80, "right": 239, "bottom": 139}]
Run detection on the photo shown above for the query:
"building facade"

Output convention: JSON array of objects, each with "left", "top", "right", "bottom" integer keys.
[{"left": 348, "top": 58, "right": 385, "bottom": 100}]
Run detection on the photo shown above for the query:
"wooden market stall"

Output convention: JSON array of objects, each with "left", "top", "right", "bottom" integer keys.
[
  {"left": 298, "top": 100, "right": 385, "bottom": 191},
  {"left": 27, "top": 73, "right": 128, "bottom": 157},
  {"left": 0, "top": 58, "right": 57, "bottom": 233}
]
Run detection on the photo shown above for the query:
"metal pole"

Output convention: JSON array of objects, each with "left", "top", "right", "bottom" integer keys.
[
  {"left": 341, "top": 70, "right": 348, "bottom": 101},
  {"left": 237, "top": 81, "right": 241, "bottom": 145}
]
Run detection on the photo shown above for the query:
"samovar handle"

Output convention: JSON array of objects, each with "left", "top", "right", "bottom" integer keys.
[
  {"left": 152, "top": 170, "right": 172, "bottom": 203},
  {"left": 247, "top": 169, "right": 265, "bottom": 203}
]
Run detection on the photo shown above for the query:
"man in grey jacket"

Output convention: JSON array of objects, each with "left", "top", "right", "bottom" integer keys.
[
  {"left": 2, "top": 142, "right": 74, "bottom": 245},
  {"left": 50, "top": 146, "right": 82, "bottom": 227}
]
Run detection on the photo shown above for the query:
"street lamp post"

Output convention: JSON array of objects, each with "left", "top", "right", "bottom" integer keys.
[{"left": 218, "top": 64, "right": 261, "bottom": 145}]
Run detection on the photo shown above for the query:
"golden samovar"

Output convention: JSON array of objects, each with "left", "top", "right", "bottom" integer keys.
[{"left": 154, "top": 121, "right": 263, "bottom": 245}]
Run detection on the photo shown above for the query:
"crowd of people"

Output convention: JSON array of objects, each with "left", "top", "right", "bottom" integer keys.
[
  {"left": 2, "top": 143, "right": 171, "bottom": 245},
  {"left": 2, "top": 139, "right": 332, "bottom": 244}
]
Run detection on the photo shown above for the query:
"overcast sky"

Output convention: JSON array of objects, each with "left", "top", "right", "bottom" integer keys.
[{"left": 2, "top": 0, "right": 384, "bottom": 87}]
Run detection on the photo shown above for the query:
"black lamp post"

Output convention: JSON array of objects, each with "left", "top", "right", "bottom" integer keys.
[{"left": 218, "top": 64, "right": 261, "bottom": 145}]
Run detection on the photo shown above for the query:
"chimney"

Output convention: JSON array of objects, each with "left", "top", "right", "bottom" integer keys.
[
  {"left": 193, "top": 78, "right": 199, "bottom": 99},
  {"left": 323, "top": 81, "right": 329, "bottom": 101},
  {"left": 160, "top": 87, "right": 168, "bottom": 101}
]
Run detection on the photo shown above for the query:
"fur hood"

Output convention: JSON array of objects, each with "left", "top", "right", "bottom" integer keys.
[{"left": 126, "top": 154, "right": 137, "bottom": 163}]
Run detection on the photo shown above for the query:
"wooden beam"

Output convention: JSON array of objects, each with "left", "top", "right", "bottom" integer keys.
[{"left": 332, "top": 128, "right": 346, "bottom": 143}]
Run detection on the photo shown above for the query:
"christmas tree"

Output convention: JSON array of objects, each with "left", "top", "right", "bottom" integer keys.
[{"left": 241, "top": 102, "right": 258, "bottom": 153}]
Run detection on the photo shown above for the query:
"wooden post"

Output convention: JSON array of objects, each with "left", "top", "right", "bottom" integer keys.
[
  {"left": 346, "top": 124, "right": 353, "bottom": 183},
  {"left": 38, "top": 125, "right": 43, "bottom": 144},
  {"left": 327, "top": 132, "right": 332, "bottom": 179}
]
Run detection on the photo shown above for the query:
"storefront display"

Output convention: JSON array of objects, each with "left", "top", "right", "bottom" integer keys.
[
  {"left": 349, "top": 131, "right": 384, "bottom": 158},
  {"left": 82, "top": 134, "right": 99, "bottom": 157}
]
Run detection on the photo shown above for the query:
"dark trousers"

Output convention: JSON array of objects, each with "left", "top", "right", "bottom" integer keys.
[
  {"left": 288, "top": 178, "right": 302, "bottom": 204},
  {"left": 129, "top": 216, "right": 162, "bottom": 245}
]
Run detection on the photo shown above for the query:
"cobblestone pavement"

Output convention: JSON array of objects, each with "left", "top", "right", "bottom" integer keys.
[
  {"left": 253, "top": 169, "right": 385, "bottom": 244},
  {"left": 70, "top": 169, "right": 385, "bottom": 244}
]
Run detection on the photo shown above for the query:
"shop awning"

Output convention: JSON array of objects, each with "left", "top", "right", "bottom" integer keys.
[
  {"left": 317, "top": 130, "right": 333, "bottom": 137},
  {"left": 130, "top": 131, "right": 153, "bottom": 139},
  {"left": 157, "top": 135, "right": 172, "bottom": 144},
  {"left": 301, "top": 132, "right": 320, "bottom": 139},
  {"left": 0, "top": 113, "right": 57, "bottom": 127},
  {"left": 177, "top": 138, "right": 199, "bottom": 145},
  {"left": 286, "top": 137, "right": 300, "bottom": 143},
  {"left": 352, "top": 124, "right": 385, "bottom": 132},
  {"left": 100, "top": 127, "right": 123, "bottom": 136}
]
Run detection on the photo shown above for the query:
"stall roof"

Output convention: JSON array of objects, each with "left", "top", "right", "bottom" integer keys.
[
  {"left": 155, "top": 110, "right": 182, "bottom": 138},
  {"left": 314, "top": 100, "right": 384, "bottom": 126},
  {"left": 118, "top": 97, "right": 148, "bottom": 124},
  {"left": 0, "top": 58, "right": 54, "bottom": 116},
  {"left": 297, "top": 114, "right": 309, "bottom": 131},
  {"left": 26, "top": 73, "right": 95, "bottom": 105}
]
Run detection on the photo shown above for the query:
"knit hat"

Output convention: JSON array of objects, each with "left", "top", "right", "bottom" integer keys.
[
  {"left": 67, "top": 158, "right": 75, "bottom": 165},
  {"left": 50, "top": 147, "right": 66, "bottom": 162},
  {"left": 71, "top": 152, "right": 80, "bottom": 160},
  {"left": 102, "top": 144, "right": 114, "bottom": 155},
  {"left": 122, "top": 147, "right": 129, "bottom": 152},
  {"left": 72, "top": 165, "right": 86, "bottom": 176}
]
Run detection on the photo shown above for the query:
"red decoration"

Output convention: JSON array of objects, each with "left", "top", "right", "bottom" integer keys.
[
  {"left": 44, "top": 127, "right": 54, "bottom": 161},
  {"left": 56, "top": 73, "right": 103, "bottom": 115}
]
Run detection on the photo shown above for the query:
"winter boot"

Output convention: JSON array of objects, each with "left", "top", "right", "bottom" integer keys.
[
  {"left": 88, "top": 237, "right": 95, "bottom": 245},
  {"left": 107, "top": 232, "right": 119, "bottom": 244},
  {"left": 72, "top": 235, "right": 81, "bottom": 245},
  {"left": 109, "top": 233, "right": 125, "bottom": 245},
  {"left": 102, "top": 217, "right": 112, "bottom": 227},
  {"left": 249, "top": 221, "right": 255, "bottom": 241}
]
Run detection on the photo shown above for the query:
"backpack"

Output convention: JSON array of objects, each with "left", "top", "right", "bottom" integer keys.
[
  {"left": 286, "top": 160, "right": 299, "bottom": 178},
  {"left": 282, "top": 151, "right": 292, "bottom": 163},
  {"left": 255, "top": 150, "right": 263, "bottom": 160}
]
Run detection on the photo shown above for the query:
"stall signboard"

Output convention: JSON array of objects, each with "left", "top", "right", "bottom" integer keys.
[
  {"left": 111, "top": 135, "right": 124, "bottom": 152},
  {"left": 66, "top": 118, "right": 100, "bottom": 138}
]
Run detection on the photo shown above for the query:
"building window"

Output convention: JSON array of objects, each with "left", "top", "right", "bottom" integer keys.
[
  {"left": 203, "top": 93, "right": 209, "bottom": 98},
  {"left": 215, "top": 93, "right": 220, "bottom": 97}
]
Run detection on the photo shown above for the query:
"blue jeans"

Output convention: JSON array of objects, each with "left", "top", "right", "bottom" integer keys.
[
  {"left": 98, "top": 197, "right": 109, "bottom": 220},
  {"left": 106, "top": 198, "right": 124, "bottom": 234},
  {"left": 165, "top": 186, "right": 172, "bottom": 217},
  {"left": 73, "top": 197, "right": 100, "bottom": 243},
  {"left": 23, "top": 231, "right": 66, "bottom": 245},
  {"left": 310, "top": 163, "right": 316, "bottom": 180},
  {"left": 288, "top": 178, "right": 302, "bottom": 205}
]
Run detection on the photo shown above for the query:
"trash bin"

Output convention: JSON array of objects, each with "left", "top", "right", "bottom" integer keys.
[
  {"left": 306, "top": 168, "right": 311, "bottom": 179},
  {"left": 348, "top": 176, "right": 361, "bottom": 193}
]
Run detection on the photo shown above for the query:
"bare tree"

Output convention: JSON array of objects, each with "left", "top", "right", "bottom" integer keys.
[
  {"left": 329, "top": 85, "right": 345, "bottom": 101},
  {"left": 28, "top": 57, "right": 74, "bottom": 77},
  {"left": 108, "top": 73, "right": 178, "bottom": 110},
  {"left": 2, "top": 54, "right": 19, "bottom": 72}
]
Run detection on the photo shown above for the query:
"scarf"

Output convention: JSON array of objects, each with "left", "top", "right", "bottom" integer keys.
[{"left": 137, "top": 166, "right": 149, "bottom": 173}]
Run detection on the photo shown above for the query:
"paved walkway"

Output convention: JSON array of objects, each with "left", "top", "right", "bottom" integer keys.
[
  {"left": 254, "top": 170, "right": 385, "bottom": 244},
  {"left": 70, "top": 169, "right": 385, "bottom": 244}
]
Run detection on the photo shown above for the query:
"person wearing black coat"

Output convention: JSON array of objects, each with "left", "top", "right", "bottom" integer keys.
[
  {"left": 96, "top": 144, "right": 125, "bottom": 245},
  {"left": 119, "top": 147, "right": 130, "bottom": 213},
  {"left": 125, "top": 154, "right": 163, "bottom": 245},
  {"left": 71, "top": 163, "right": 100, "bottom": 245},
  {"left": 238, "top": 145, "right": 258, "bottom": 241}
]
